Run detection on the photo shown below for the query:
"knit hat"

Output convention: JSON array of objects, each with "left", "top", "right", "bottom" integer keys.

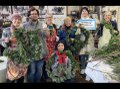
[{"left": 11, "top": 13, "right": 22, "bottom": 21}]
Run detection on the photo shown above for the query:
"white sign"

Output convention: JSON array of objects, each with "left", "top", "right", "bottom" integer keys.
[{"left": 77, "top": 19, "right": 96, "bottom": 30}]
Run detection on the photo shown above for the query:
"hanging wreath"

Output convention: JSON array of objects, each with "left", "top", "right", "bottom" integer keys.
[
  {"left": 3, "top": 28, "right": 43, "bottom": 66},
  {"left": 46, "top": 50, "right": 79, "bottom": 83}
]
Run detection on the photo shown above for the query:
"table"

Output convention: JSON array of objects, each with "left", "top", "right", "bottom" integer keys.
[{"left": 85, "top": 58, "right": 118, "bottom": 83}]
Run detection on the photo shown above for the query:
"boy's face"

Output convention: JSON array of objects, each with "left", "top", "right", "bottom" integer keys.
[{"left": 57, "top": 43, "right": 64, "bottom": 51}]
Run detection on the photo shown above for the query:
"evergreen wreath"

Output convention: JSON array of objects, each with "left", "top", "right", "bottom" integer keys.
[
  {"left": 63, "top": 25, "right": 90, "bottom": 55},
  {"left": 3, "top": 28, "right": 43, "bottom": 66},
  {"left": 74, "top": 28, "right": 90, "bottom": 53},
  {"left": 46, "top": 50, "right": 79, "bottom": 83}
]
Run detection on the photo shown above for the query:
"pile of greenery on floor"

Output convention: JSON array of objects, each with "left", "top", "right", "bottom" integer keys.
[{"left": 93, "top": 34, "right": 120, "bottom": 80}]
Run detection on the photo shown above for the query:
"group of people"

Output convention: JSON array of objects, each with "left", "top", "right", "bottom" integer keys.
[{"left": 0, "top": 6, "right": 119, "bottom": 83}]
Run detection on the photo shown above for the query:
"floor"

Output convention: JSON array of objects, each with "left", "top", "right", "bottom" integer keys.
[{"left": 75, "top": 70, "right": 93, "bottom": 83}]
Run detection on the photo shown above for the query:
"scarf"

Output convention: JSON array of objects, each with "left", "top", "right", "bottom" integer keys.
[
  {"left": 101, "top": 20, "right": 115, "bottom": 34},
  {"left": 56, "top": 51, "right": 67, "bottom": 64},
  {"left": 47, "top": 25, "right": 54, "bottom": 35}
]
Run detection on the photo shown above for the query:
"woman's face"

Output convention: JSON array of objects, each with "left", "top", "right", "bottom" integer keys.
[
  {"left": 45, "top": 15, "right": 53, "bottom": 25},
  {"left": 12, "top": 18, "right": 22, "bottom": 27},
  {"left": 104, "top": 14, "right": 111, "bottom": 22},
  {"left": 57, "top": 43, "right": 64, "bottom": 51},
  {"left": 64, "top": 18, "right": 71, "bottom": 27},
  {"left": 81, "top": 9, "right": 89, "bottom": 18}
]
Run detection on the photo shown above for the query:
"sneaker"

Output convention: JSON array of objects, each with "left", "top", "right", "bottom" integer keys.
[
  {"left": 80, "top": 69, "right": 85, "bottom": 74},
  {"left": 85, "top": 75, "right": 91, "bottom": 81}
]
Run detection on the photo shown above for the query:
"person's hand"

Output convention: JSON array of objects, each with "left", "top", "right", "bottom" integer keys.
[
  {"left": 4, "top": 37, "right": 9, "bottom": 43},
  {"left": 56, "top": 36, "right": 59, "bottom": 42},
  {"left": 114, "top": 30, "right": 119, "bottom": 34},
  {"left": 75, "top": 28, "right": 81, "bottom": 35},
  {"left": 42, "top": 23, "right": 47, "bottom": 28}
]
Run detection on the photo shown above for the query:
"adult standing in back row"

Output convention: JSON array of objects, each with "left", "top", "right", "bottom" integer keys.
[
  {"left": 42, "top": 13, "right": 57, "bottom": 82},
  {"left": 97, "top": 11, "right": 119, "bottom": 49},
  {"left": 78, "top": 7, "right": 95, "bottom": 76},
  {"left": 23, "top": 7, "right": 49, "bottom": 83}
]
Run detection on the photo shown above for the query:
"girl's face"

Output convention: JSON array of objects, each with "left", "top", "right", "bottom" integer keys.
[
  {"left": 12, "top": 18, "right": 22, "bottom": 27},
  {"left": 64, "top": 18, "right": 71, "bottom": 27},
  {"left": 57, "top": 43, "right": 64, "bottom": 51},
  {"left": 104, "top": 14, "right": 111, "bottom": 22},
  {"left": 81, "top": 9, "right": 89, "bottom": 18}
]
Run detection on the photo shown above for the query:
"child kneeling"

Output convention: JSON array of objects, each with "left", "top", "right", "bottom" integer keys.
[{"left": 46, "top": 41, "right": 79, "bottom": 83}]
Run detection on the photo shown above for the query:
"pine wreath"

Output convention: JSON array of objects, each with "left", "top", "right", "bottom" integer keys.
[
  {"left": 46, "top": 50, "right": 79, "bottom": 83},
  {"left": 64, "top": 26, "right": 90, "bottom": 55},
  {"left": 71, "top": 27, "right": 90, "bottom": 55},
  {"left": 3, "top": 28, "right": 43, "bottom": 66}
]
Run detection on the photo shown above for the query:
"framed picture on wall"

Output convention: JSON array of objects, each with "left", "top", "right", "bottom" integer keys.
[{"left": 48, "top": 6, "right": 66, "bottom": 15}]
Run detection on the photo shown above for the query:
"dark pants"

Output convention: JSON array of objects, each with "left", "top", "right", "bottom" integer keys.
[
  {"left": 64, "top": 78, "right": 75, "bottom": 83},
  {"left": 0, "top": 45, "right": 5, "bottom": 56},
  {"left": 42, "top": 61, "right": 49, "bottom": 80},
  {"left": 79, "top": 55, "right": 89, "bottom": 69},
  {"left": 7, "top": 76, "right": 24, "bottom": 83},
  {"left": 27, "top": 60, "right": 44, "bottom": 83}
]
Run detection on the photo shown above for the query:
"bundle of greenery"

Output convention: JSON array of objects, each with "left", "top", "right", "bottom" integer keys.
[{"left": 3, "top": 28, "right": 43, "bottom": 66}]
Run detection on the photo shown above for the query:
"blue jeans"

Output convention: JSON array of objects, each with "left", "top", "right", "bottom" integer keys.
[
  {"left": 27, "top": 60, "right": 44, "bottom": 83},
  {"left": 79, "top": 55, "right": 89, "bottom": 69}
]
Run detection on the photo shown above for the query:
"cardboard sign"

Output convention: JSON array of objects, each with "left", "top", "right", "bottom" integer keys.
[{"left": 77, "top": 19, "right": 96, "bottom": 30}]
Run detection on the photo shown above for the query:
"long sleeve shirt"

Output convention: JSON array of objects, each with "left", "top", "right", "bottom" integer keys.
[{"left": 1, "top": 27, "right": 12, "bottom": 48}]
